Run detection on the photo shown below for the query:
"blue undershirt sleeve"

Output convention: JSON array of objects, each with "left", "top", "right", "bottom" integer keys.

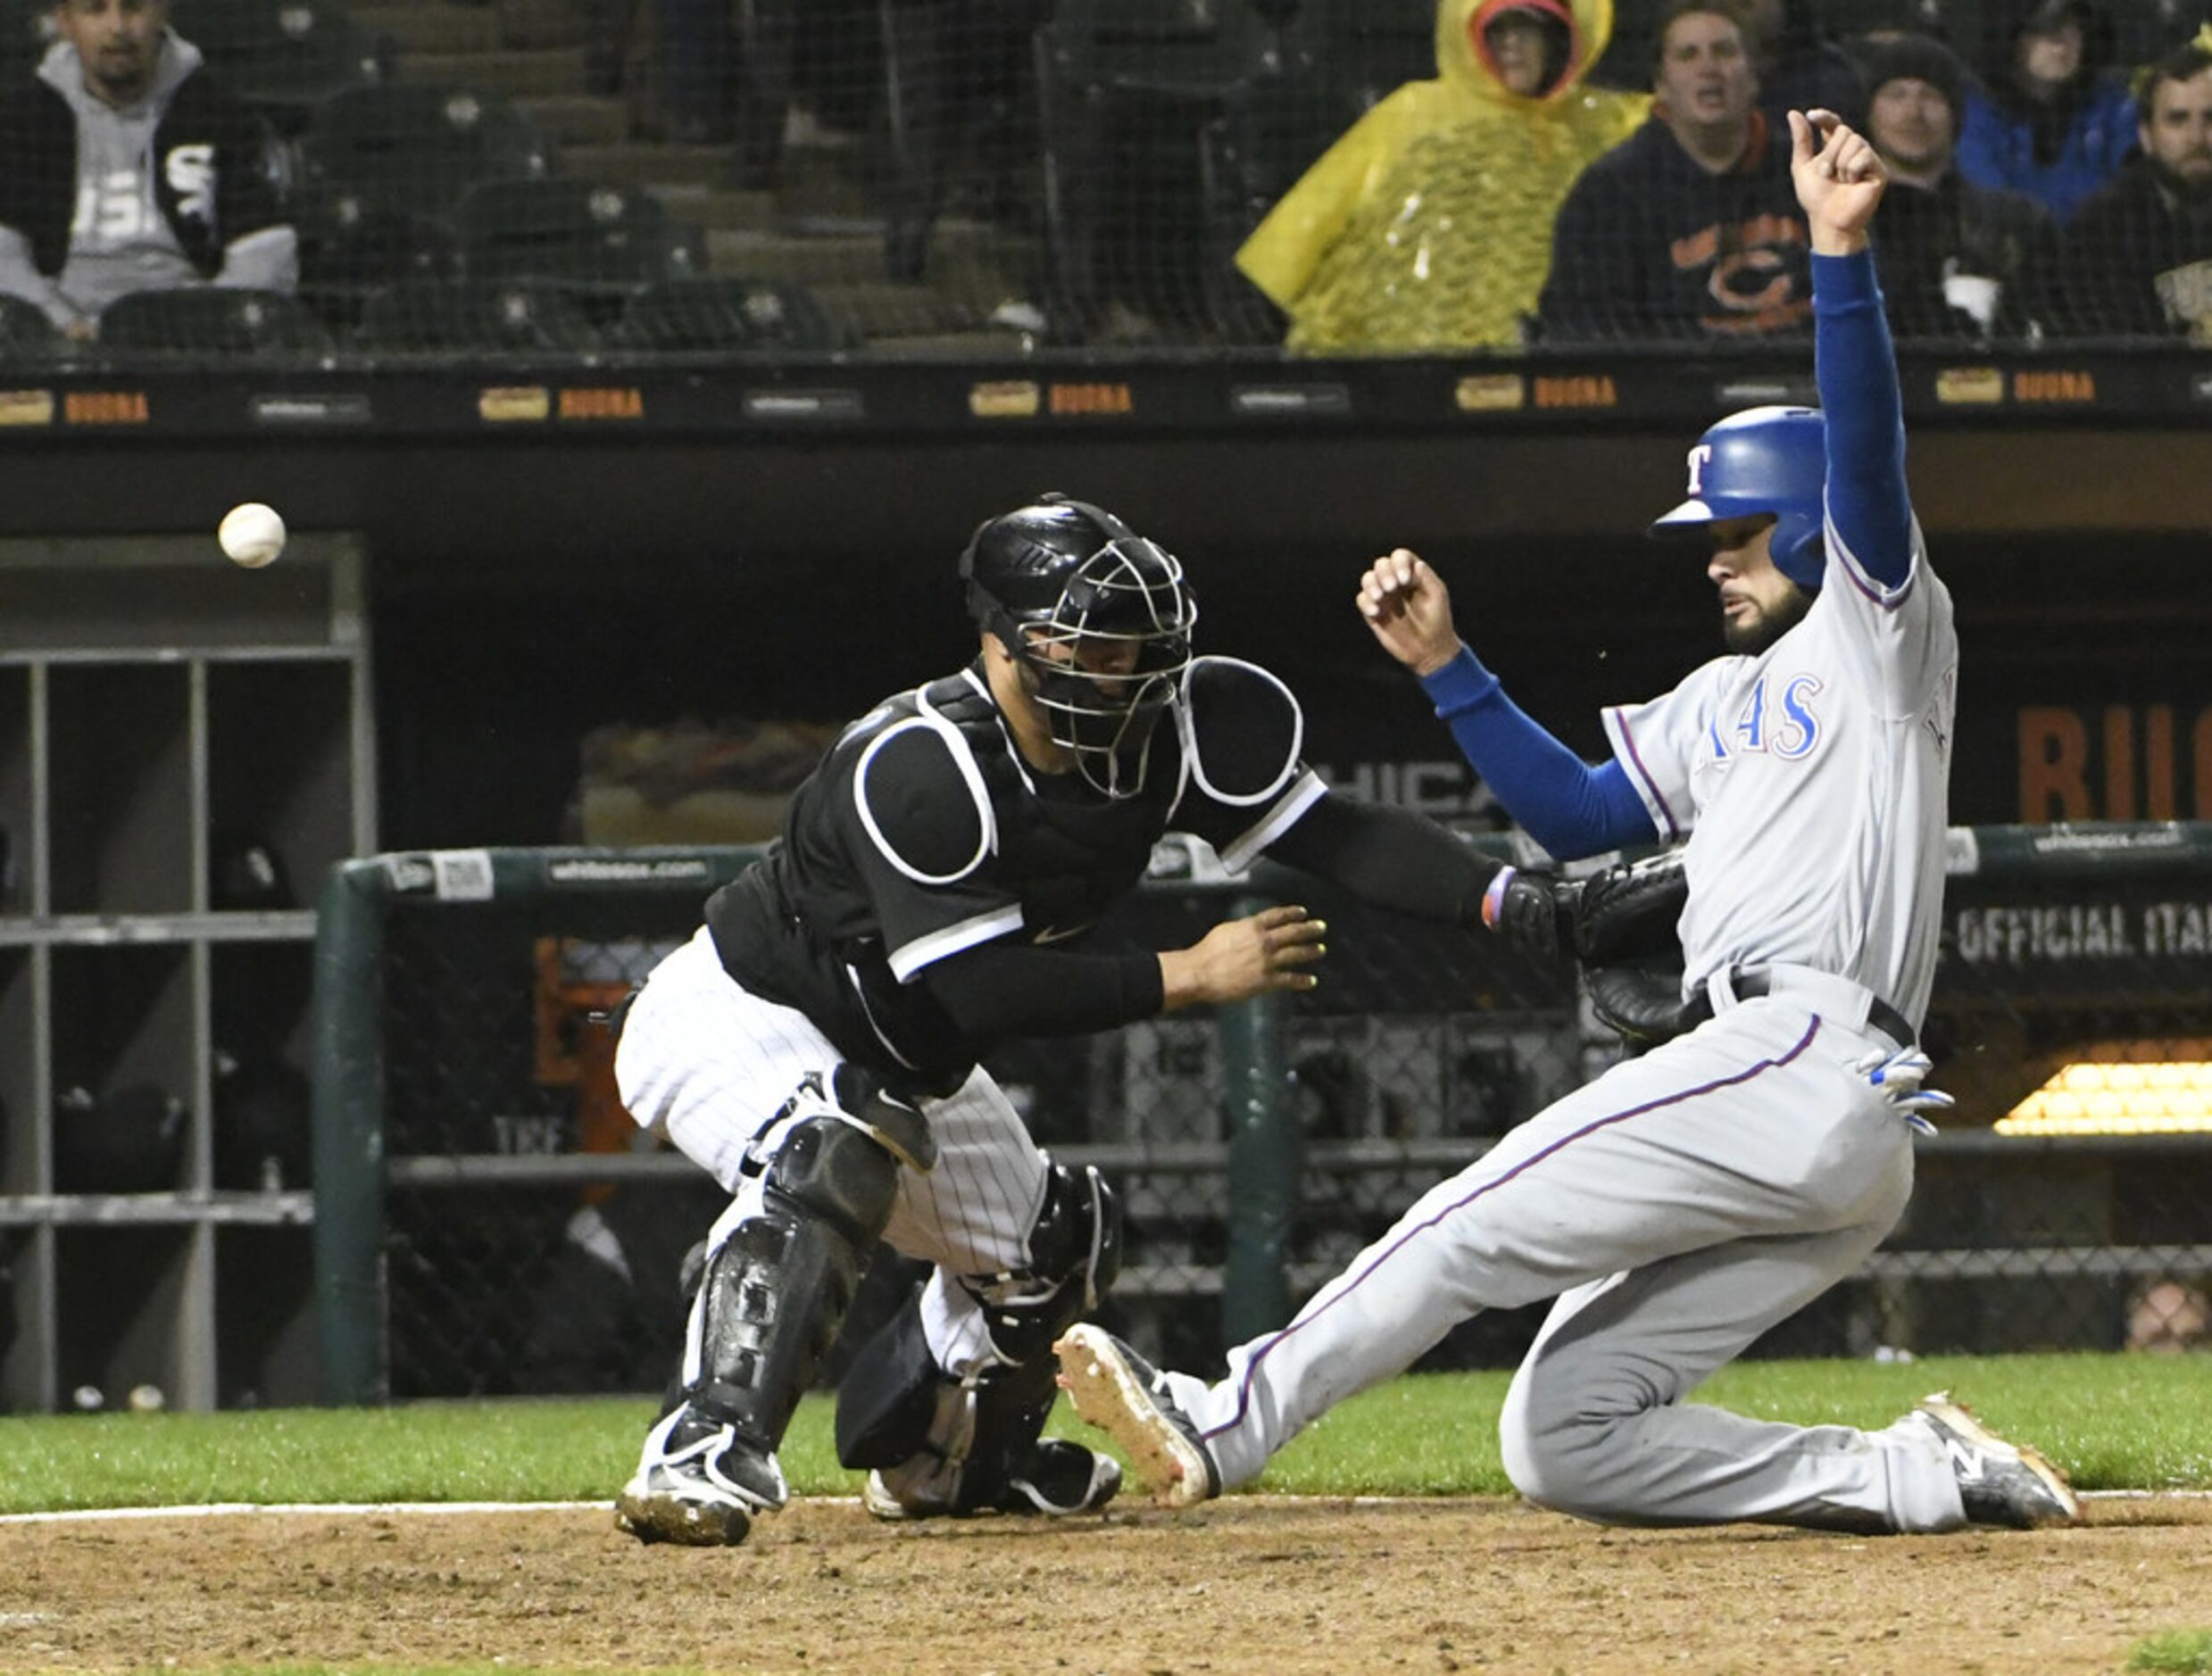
[
  {"left": 1813, "top": 250, "right": 1913, "bottom": 587},
  {"left": 1418, "top": 648, "right": 1657, "bottom": 860}
]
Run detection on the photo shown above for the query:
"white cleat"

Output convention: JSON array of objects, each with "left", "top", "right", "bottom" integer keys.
[{"left": 613, "top": 1406, "right": 786, "bottom": 1547}]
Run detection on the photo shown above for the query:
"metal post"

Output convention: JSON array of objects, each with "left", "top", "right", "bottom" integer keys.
[
  {"left": 1218, "top": 893, "right": 1298, "bottom": 1344},
  {"left": 310, "top": 859, "right": 389, "bottom": 1405}
]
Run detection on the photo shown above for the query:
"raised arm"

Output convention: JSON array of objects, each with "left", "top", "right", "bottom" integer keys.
[
  {"left": 1356, "top": 550, "right": 1657, "bottom": 860},
  {"left": 1788, "top": 109, "right": 1913, "bottom": 586}
]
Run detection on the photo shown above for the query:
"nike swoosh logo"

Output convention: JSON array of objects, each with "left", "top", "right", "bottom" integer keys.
[{"left": 1033, "top": 923, "right": 1090, "bottom": 944}]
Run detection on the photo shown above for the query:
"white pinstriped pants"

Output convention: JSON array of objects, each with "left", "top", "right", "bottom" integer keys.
[{"left": 614, "top": 925, "right": 1047, "bottom": 1382}]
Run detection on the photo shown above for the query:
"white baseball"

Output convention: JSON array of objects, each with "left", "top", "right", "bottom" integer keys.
[{"left": 219, "top": 502, "right": 287, "bottom": 568}]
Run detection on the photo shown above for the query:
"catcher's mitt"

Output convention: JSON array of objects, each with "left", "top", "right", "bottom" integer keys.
[{"left": 1569, "top": 850, "right": 1697, "bottom": 1044}]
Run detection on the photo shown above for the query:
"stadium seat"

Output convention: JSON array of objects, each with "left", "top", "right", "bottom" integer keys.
[
  {"left": 1031, "top": 0, "right": 1302, "bottom": 341},
  {"left": 175, "top": 0, "right": 387, "bottom": 132},
  {"left": 611, "top": 277, "right": 856, "bottom": 353},
  {"left": 296, "top": 193, "right": 464, "bottom": 333},
  {"left": 352, "top": 278, "right": 602, "bottom": 353},
  {"left": 453, "top": 178, "right": 703, "bottom": 299},
  {"left": 0, "top": 292, "right": 73, "bottom": 363},
  {"left": 1297, "top": 0, "right": 1436, "bottom": 115},
  {"left": 303, "top": 83, "right": 556, "bottom": 218},
  {"left": 0, "top": 0, "right": 49, "bottom": 79},
  {"left": 96, "top": 286, "right": 336, "bottom": 357},
  {"left": 875, "top": 0, "right": 1051, "bottom": 280},
  {"left": 1036, "top": 0, "right": 1279, "bottom": 102}
]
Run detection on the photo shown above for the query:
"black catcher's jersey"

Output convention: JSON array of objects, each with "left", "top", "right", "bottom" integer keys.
[{"left": 705, "top": 655, "right": 1325, "bottom": 1088}]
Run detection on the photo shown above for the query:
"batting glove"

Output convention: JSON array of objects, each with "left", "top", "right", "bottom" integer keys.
[{"left": 1853, "top": 1046, "right": 1954, "bottom": 1134}]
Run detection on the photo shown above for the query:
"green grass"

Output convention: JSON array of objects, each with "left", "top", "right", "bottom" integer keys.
[
  {"left": 2131, "top": 1631, "right": 2212, "bottom": 1673},
  {"left": 4, "top": 1352, "right": 2209, "bottom": 1514}
]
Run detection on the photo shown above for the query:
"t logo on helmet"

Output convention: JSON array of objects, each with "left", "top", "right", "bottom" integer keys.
[{"left": 1684, "top": 443, "right": 1715, "bottom": 496}]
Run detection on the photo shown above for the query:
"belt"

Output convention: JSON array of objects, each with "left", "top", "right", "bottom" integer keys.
[{"left": 1685, "top": 966, "right": 1916, "bottom": 1052}]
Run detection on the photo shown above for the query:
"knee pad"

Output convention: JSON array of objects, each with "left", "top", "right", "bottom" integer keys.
[
  {"left": 794, "top": 1062, "right": 936, "bottom": 1174},
  {"left": 960, "top": 1161, "right": 1123, "bottom": 1369},
  {"left": 763, "top": 1110, "right": 902, "bottom": 1238}
]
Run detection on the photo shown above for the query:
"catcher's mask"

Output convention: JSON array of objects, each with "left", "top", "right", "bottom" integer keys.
[
  {"left": 960, "top": 494, "right": 1197, "bottom": 800},
  {"left": 1648, "top": 405, "right": 1829, "bottom": 591}
]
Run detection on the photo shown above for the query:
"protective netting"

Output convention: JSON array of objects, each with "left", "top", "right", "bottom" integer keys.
[
  {"left": 335, "top": 839, "right": 2212, "bottom": 1400},
  {"left": 4, "top": 0, "right": 2207, "bottom": 361}
]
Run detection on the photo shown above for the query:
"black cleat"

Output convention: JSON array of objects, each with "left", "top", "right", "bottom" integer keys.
[
  {"left": 1053, "top": 1323, "right": 1222, "bottom": 1508},
  {"left": 1913, "top": 1390, "right": 2082, "bottom": 1530},
  {"left": 861, "top": 1440, "right": 1121, "bottom": 1521},
  {"left": 1002, "top": 1438, "right": 1124, "bottom": 1515}
]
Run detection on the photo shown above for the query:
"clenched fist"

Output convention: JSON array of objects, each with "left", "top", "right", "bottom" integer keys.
[{"left": 1357, "top": 549, "right": 1464, "bottom": 678}]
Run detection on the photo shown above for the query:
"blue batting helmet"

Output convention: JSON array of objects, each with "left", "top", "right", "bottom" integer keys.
[{"left": 1649, "top": 406, "right": 1829, "bottom": 590}]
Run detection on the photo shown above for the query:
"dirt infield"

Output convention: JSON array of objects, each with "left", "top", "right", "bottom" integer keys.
[{"left": 4, "top": 1494, "right": 2208, "bottom": 1674}]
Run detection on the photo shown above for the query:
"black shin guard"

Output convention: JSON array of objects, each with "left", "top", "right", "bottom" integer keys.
[
  {"left": 687, "top": 1112, "right": 903, "bottom": 1452},
  {"left": 836, "top": 1162, "right": 1125, "bottom": 1514}
]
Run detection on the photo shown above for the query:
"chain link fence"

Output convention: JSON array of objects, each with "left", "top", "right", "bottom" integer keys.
[{"left": 312, "top": 826, "right": 2212, "bottom": 1403}]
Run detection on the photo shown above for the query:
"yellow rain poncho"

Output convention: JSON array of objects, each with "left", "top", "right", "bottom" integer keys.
[{"left": 1235, "top": 0, "right": 1649, "bottom": 353}]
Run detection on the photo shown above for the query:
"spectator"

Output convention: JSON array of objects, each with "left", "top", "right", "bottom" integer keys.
[
  {"left": 1826, "top": 0, "right": 1977, "bottom": 112},
  {"left": 1958, "top": 0, "right": 2138, "bottom": 222},
  {"left": 2059, "top": 30, "right": 2212, "bottom": 337},
  {"left": 0, "top": 0, "right": 293, "bottom": 339},
  {"left": 1229, "top": 0, "right": 1649, "bottom": 353},
  {"left": 1742, "top": 0, "right": 1869, "bottom": 127},
  {"left": 1539, "top": 0, "right": 1813, "bottom": 341},
  {"left": 1857, "top": 31, "right": 2061, "bottom": 338}
]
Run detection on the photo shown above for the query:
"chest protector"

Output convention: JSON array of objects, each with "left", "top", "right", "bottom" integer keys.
[{"left": 913, "top": 671, "right": 1180, "bottom": 942}]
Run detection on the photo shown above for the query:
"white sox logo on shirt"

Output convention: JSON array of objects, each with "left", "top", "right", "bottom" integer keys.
[
  {"left": 1707, "top": 673, "right": 1823, "bottom": 763},
  {"left": 165, "top": 144, "right": 216, "bottom": 224},
  {"left": 71, "top": 145, "right": 216, "bottom": 247}
]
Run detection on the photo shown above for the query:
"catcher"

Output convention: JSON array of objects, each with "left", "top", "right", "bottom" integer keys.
[{"left": 608, "top": 492, "right": 1569, "bottom": 1546}]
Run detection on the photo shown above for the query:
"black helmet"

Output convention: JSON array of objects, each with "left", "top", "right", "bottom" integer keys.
[{"left": 960, "top": 494, "right": 1197, "bottom": 799}]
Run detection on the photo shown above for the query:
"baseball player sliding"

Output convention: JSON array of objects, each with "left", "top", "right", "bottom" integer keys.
[{"left": 1057, "top": 111, "right": 2083, "bottom": 1536}]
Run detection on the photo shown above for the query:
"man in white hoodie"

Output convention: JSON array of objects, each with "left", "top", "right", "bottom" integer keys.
[{"left": 0, "top": 0, "right": 295, "bottom": 338}]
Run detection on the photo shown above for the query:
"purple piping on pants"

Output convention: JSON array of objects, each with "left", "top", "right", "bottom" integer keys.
[{"left": 1201, "top": 1016, "right": 1824, "bottom": 1443}]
